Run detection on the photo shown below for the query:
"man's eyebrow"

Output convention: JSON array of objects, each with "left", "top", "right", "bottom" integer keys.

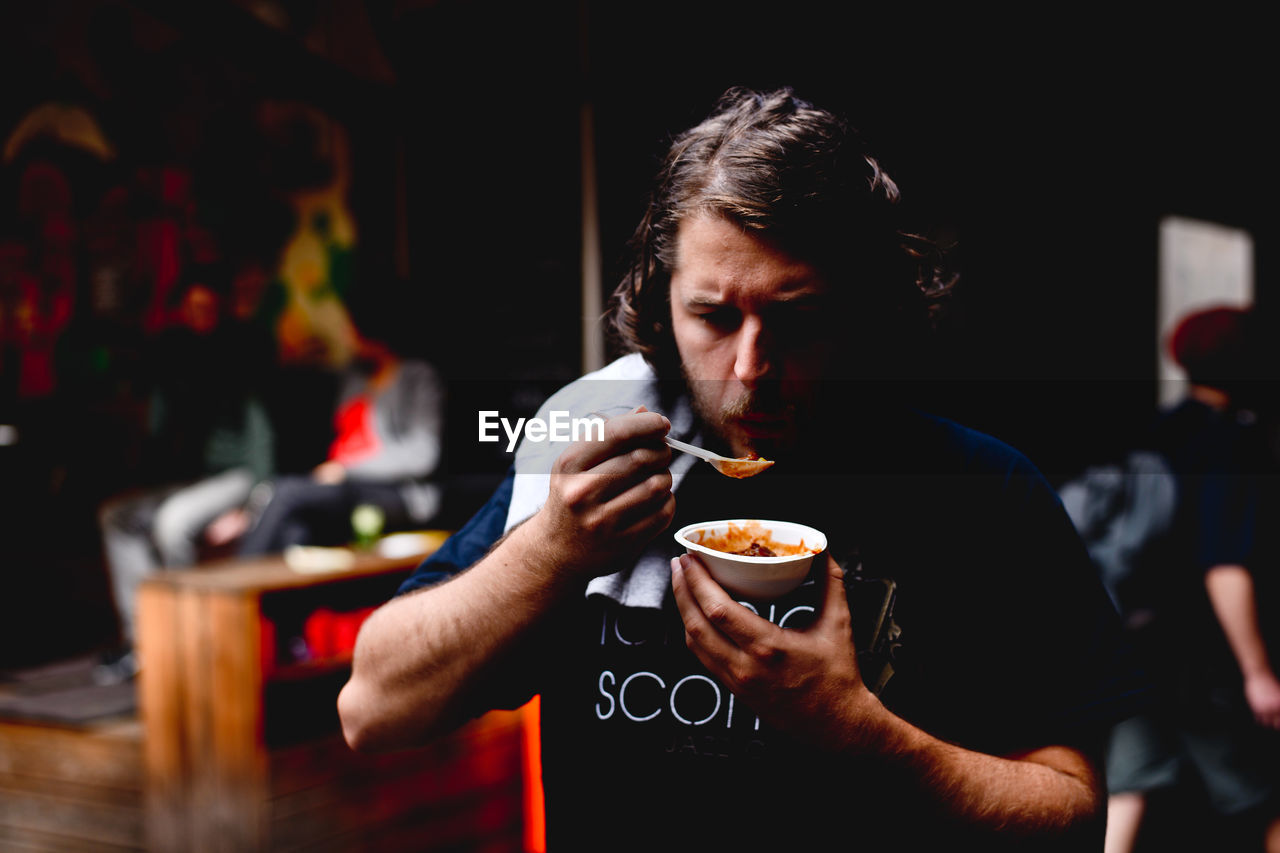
[
  {"left": 682, "top": 288, "right": 827, "bottom": 308},
  {"left": 770, "top": 291, "right": 826, "bottom": 305}
]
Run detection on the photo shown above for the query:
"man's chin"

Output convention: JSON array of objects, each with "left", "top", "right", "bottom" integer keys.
[
  {"left": 737, "top": 416, "right": 790, "bottom": 439},
  {"left": 721, "top": 419, "right": 797, "bottom": 460}
]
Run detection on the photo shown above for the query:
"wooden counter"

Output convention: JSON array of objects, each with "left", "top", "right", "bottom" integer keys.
[{"left": 136, "top": 543, "right": 531, "bottom": 852}]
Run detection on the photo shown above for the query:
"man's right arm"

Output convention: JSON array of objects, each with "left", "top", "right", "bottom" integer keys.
[
  {"left": 337, "top": 514, "right": 581, "bottom": 751},
  {"left": 1205, "top": 563, "right": 1280, "bottom": 730},
  {"left": 337, "top": 409, "right": 674, "bottom": 752}
]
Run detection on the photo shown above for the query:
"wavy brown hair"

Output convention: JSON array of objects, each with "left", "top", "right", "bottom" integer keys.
[{"left": 607, "top": 86, "right": 955, "bottom": 380}]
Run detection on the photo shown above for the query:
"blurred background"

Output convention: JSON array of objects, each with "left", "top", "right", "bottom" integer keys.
[
  {"left": 0, "top": 2, "right": 1276, "bottom": 849},
  {"left": 1, "top": 0, "right": 1274, "bottom": 668}
]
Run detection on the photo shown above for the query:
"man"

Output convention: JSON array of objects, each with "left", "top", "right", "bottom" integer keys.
[
  {"left": 338, "top": 87, "right": 1144, "bottom": 850},
  {"left": 1102, "top": 306, "right": 1280, "bottom": 853}
]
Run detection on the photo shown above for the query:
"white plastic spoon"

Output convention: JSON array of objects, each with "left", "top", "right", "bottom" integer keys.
[
  {"left": 587, "top": 407, "right": 775, "bottom": 479},
  {"left": 663, "top": 435, "right": 774, "bottom": 479}
]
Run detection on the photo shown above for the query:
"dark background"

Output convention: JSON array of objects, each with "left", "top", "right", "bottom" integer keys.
[{"left": 1, "top": 1, "right": 1275, "bottom": 664}]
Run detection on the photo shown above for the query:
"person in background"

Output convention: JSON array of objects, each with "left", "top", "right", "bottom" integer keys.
[
  {"left": 236, "top": 299, "right": 444, "bottom": 556},
  {"left": 337, "top": 87, "right": 1146, "bottom": 850},
  {"left": 96, "top": 267, "right": 276, "bottom": 682},
  {"left": 1103, "top": 306, "right": 1280, "bottom": 853}
]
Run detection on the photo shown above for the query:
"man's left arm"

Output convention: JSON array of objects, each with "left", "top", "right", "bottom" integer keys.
[{"left": 672, "top": 554, "right": 1104, "bottom": 848}]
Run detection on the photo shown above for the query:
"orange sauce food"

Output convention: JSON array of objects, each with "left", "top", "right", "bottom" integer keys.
[
  {"left": 717, "top": 452, "right": 775, "bottom": 479},
  {"left": 691, "top": 521, "right": 817, "bottom": 557}
]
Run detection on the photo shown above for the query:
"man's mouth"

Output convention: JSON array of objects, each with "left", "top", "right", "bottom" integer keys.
[{"left": 735, "top": 414, "right": 789, "bottom": 438}]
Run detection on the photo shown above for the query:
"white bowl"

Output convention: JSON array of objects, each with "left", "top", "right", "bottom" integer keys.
[{"left": 674, "top": 519, "right": 827, "bottom": 600}]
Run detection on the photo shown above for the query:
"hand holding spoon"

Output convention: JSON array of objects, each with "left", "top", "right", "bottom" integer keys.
[{"left": 587, "top": 406, "right": 774, "bottom": 479}]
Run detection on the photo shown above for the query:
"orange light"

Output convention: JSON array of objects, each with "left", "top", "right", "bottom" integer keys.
[{"left": 521, "top": 695, "right": 545, "bottom": 852}]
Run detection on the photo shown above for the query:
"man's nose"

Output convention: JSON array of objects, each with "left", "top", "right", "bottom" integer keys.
[{"left": 733, "top": 317, "right": 775, "bottom": 387}]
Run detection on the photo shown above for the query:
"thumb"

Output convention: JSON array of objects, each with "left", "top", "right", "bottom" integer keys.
[{"left": 814, "top": 554, "right": 852, "bottom": 638}]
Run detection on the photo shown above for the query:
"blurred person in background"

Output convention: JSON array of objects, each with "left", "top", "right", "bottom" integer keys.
[
  {"left": 1098, "top": 306, "right": 1280, "bottom": 853},
  {"left": 95, "top": 265, "right": 277, "bottom": 683},
  {"left": 337, "top": 87, "right": 1147, "bottom": 851},
  {"left": 236, "top": 296, "right": 444, "bottom": 557}
]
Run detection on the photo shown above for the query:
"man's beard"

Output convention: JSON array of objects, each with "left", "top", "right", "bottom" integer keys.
[{"left": 681, "top": 370, "right": 815, "bottom": 459}]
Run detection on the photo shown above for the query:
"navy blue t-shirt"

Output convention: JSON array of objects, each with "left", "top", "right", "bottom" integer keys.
[
  {"left": 1148, "top": 398, "right": 1278, "bottom": 687},
  {"left": 398, "top": 409, "right": 1146, "bottom": 849}
]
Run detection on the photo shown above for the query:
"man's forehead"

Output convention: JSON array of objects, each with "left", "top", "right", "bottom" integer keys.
[{"left": 672, "top": 215, "right": 828, "bottom": 302}]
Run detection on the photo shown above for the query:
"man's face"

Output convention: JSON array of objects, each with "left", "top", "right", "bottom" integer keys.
[{"left": 669, "top": 214, "right": 835, "bottom": 458}]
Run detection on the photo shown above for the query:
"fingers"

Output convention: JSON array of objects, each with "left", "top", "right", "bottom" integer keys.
[
  {"left": 606, "top": 471, "right": 677, "bottom": 537},
  {"left": 614, "top": 489, "right": 677, "bottom": 542},
  {"left": 673, "top": 551, "right": 854, "bottom": 660},
  {"left": 586, "top": 445, "right": 674, "bottom": 502},
  {"left": 551, "top": 409, "right": 672, "bottom": 520},
  {"left": 1256, "top": 702, "right": 1280, "bottom": 730},
  {"left": 552, "top": 450, "right": 672, "bottom": 524},
  {"left": 559, "top": 410, "right": 670, "bottom": 474},
  {"left": 672, "top": 554, "right": 774, "bottom": 652},
  {"left": 1244, "top": 680, "right": 1280, "bottom": 731},
  {"left": 670, "top": 556, "right": 741, "bottom": 674},
  {"left": 537, "top": 407, "right": 676, "bottom": 578},
  {"left": 816, "top": 555, "right": 853, "bottom": 644}
]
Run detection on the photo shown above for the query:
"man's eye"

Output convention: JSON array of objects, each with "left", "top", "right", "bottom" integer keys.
[
  {"left": 765, "top": 304, "right": 826, "bottom": 339},
  {"left": 696, "top": 308, "right": 740, "bottom": 329}
]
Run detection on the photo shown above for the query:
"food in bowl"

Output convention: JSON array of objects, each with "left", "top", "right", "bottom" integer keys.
[
  {"left": 674, "top": 519, "right": 827, "bottom": 600},
  {"left": 689, "top": 520, "right": 818, "bottom": 557}
]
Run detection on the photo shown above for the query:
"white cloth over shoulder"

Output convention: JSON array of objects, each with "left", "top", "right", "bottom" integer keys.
[{"left": 504, "top": 353, "right": 700, "bottom": 609}]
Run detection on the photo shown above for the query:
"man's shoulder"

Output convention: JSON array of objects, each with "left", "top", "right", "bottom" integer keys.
[
  {"left": 582, "top": 352, "right": 655, "bottom": 381},
  {"left": 535, "top": 353, "right": 661, "bottom": 416},
  {"left": 897, "top": 409, "right": 1042, "bottom": 478}
]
